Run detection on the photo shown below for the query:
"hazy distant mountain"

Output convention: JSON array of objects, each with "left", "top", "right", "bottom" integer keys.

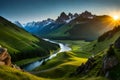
[
  {"left": 22, "top": 12, "right": 78, "bottom": 36},
  {"left": 24, "top": 18, "right": 55, "bottom": 33}
]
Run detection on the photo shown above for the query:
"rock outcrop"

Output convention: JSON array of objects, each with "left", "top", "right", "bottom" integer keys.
[
  {"left": 72, "top": 37, "right": 120, "bottom": 78},
  {"left": 102, "top": 55, "right": 118, "bottom": 77},
  {"left": 73, "top": 57, "right": 95, "bottom": 75},
  {"left": 56, "top": 12, "right": 69, "bottom": 23},
  {"left": 0, "top": 46, "right": 22, "bottom": 71},
  {"left": 0, "top": 47, "right": 11, "bottom": 66},
  {"left": 101, "top": 37, "right": 120, "bottom": 78},
  {"left": 80, "top": 11, "right": 94, "bottom": 19},
  {"left": 114, "top": 37, "right": 120, "bottom": 48},
  {"left": 102, "top": 45, "right": 118, "bottom": 72}
]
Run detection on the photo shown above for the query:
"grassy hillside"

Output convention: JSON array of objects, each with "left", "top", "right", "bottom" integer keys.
[
  {"left": 32, "top": 40, "right": 91, "bottom": 80},
  {"left": 0, "top": 16, "right": 59, "bottom": 62},
  {"left": 46, "top": 15, "right": 115, "bottom": 40},
  {"left": 71, "top": 26, "right": 120, "bottom": 80},
  {"left": 32, "top": 26, "right": 120, "bottom": 80},
  {"left": 83, "top": 26, "right": 120, "bottom": 54},
  {"left": 0, "top": 65, "right": 49, "bottom": 80}
]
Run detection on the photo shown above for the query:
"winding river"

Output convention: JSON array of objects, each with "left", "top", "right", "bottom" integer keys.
[{"left": 22, "top": 39, "right": 71, "bottom": 71}]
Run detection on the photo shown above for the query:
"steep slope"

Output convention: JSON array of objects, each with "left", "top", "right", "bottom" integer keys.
[
  {"left": 0, "top": 65, "right": 48, "bottom": 80},
  {"left": 0, "top": 46, "right": 48, "bottom": 80},
  {"left": 0, "top": 16, "right": 59, "bottom": 62},
  {"left": 84, "top": 26, "right": 120, "bottom": 54},
  {"left": 32, "top": 25, "right": 120, "bottom": 80},
  {"left": 72, "top": 26, "right": 120, "bottom": 80}
]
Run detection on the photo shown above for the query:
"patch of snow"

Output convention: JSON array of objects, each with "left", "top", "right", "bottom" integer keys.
[
  {"left": 43, "top": 22, "right": 52, "bottom": 27},
  {"left": 88, "top": 16, "right": 93, "bottom": 19},
  {"left": 65, "top": 17, "right": 76, "bottom": 23}
]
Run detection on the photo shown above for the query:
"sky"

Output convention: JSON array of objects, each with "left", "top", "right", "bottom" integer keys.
[{"left": 1, "top": 0, "right": 120, "bottom": 23}]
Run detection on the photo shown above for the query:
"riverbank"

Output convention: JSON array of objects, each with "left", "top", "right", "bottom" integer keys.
[
  {"left": 18, "top": 39, "right": 71, "bottom": 71},
  {"left": 32, "top": 40, "right": 91, "bottom": 79},
  {"left": 14, "top": 38, "right": 60, "bottom": 67}
]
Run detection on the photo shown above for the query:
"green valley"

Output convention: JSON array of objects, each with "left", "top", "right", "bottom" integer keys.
[
  {"left": 33, "top": 40, "right": 90, "bottom": 80},
  {"left": 31, "top": 26, "right": 120, "bottom": 80},
  {"left": 0, "top": 16, "right": 59, "bottom": 64},
  {"left": 0, "top": 9, "right": 120, "bottom": 80}
]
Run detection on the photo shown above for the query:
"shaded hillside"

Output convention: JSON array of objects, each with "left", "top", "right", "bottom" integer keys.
[
  {"left": 32, "top": 25, "right": 120, "bottom": 80},
  {"left": 72, "top": 26, "right": 120, "bottom": 80},
  {"left": 0, "top": 16, "right": 59, "bottom": 62},
  {"left": 83, "top": 26, "right": 120, "bottom": 54},
  {"left": 46, "top": 15, "right": 114, "bottom": 40}
]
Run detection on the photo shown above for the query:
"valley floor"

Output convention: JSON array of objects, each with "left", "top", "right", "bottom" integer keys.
[{"left": 30, "top": 40, "right": 107, "bottom": 80}]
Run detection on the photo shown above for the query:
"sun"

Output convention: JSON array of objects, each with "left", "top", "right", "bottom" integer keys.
[{"left": 113, "top": 15, "right": 119, "bottom": 21}]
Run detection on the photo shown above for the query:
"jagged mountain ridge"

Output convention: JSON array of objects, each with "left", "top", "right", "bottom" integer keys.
[
  {"left": 46, "top": 15, "right": 114, "bottom": 40},
  {"left": 24, "top": 18, "right": 54, "bottom": 33},
  {"left": 23, "top": 12, "right": 79, "bottom": 36},
  {"left": 20, "top": 11, "right": 115, "bottom": 40}
]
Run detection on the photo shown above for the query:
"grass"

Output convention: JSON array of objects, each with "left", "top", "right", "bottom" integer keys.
[
  {"left": 57, "top": 76, "right": 108, "bottom": 80},
  {"left": 56, "top": 40, "right": 91, "bottom": 58},
  {"left": 46, "top": 16, "right": 114, "bottom": 40},
  {"left": 0, "top": 17, "right": 59, "bottom": 63},
  {"left": 31, "top": 40, "right": 111, "bottom": 80},
  {"left": 46, "top": 24, "right": 72, "bottom": 37},
  {"left": 14, "top": 57, "right": 41, "bottom": 66},
  {"left": 1, "top": 16, "right": 120, "bottom": 80},
  {"left": 34, "top": 51, "right": 87, "bottom": 79},
  {"left": 83, "top": 31, "right": 120, "bottom": 54},
  {"left": 32, "top": 40, "right": 91, "bottom": 80},
  {"left": 0, "top": 65, "right": 49, "bottom": 80}
]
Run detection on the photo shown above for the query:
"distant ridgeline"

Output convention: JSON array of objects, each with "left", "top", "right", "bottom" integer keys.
[
  {"left": 0, "top": 16, "right": 59, "bottom": 62},
  {"left": 16, "top": 11, "right": 115, "bottom": 41}
]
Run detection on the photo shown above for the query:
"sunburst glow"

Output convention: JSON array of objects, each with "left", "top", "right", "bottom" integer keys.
[{"left": 113, "top": 15, "right": 119, "bottom": 21}]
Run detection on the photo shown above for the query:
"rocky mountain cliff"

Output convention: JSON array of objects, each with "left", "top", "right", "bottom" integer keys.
[{"left": 56, "top": 12, "right": 78, "bottom": 23}]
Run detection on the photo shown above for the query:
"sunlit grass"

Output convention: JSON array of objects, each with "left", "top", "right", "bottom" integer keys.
[{"left": 0, "top": 65, "right": 49, "bottom": 80}]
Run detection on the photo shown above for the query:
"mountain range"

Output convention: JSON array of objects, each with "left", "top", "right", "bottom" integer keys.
[
  {"left": 15, "top": 11, "right": 114, "bottom": 41},
  {"left": 0, "top": 11, "right": 120, "bottom": 80}
]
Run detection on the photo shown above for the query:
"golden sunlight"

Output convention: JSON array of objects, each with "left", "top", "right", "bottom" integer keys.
[{"left": 113, "top": 15, "right": 119, "bottom": 21}]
